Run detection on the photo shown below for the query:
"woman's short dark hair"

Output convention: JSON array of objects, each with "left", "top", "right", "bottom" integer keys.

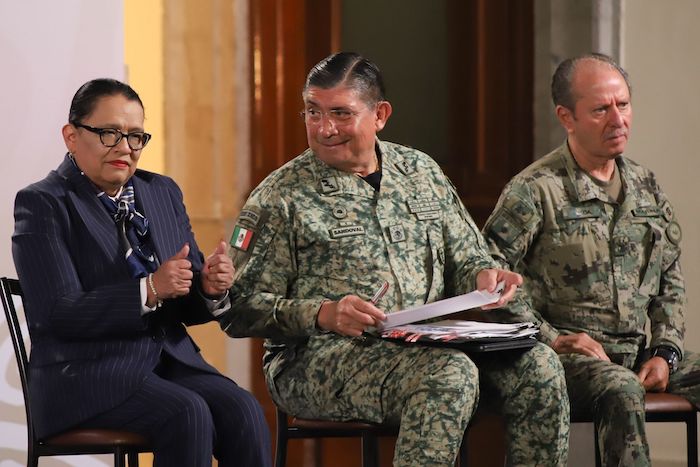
[
  {"left": 303, "top": 52, "right": 386, "bottom": 106},
  {"left": 68, "top": 78, "right": 144, "bottom": 124},
  {"left": 551, "top": 53, "right": 631, "bottom": 111}
]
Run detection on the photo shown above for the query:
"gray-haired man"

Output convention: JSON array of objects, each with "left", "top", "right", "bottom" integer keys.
[{"left": 484, "top": 53, "right": 699, "bottom": 466}]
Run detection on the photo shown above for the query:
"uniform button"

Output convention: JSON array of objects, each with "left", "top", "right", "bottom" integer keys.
[{"left": 332, "top": 206, "right": 347, "bottom": 219}]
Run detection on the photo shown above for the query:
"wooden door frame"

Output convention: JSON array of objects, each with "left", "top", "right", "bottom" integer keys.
[{"left": 248, "top": 1, "right": 341, "bottom": 465}]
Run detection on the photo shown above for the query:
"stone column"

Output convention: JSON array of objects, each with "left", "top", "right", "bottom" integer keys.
[
  {"left": 533, "top": 0, "right": 623, "bottom": 159},
  {"left": 163, "top": 0, "right": 252, "bottom": 386}
]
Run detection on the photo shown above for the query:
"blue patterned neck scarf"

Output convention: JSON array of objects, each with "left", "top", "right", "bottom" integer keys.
[{"left": 97, "top": 180, "right": 159, "bottom": 278}]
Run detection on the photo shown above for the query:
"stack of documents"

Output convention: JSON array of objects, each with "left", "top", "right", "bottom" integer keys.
[
  {"left": 374, "top": 285, "right": 538, "bottom": 351},
  {"left": 377, "top": 283, "right": 506, "bottom": 330},
  {"left": 380, "top": 319, "right": 538, "bottom": 344}
]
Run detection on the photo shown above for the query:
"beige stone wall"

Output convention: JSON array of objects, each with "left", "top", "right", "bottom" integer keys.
[
  {"left": 0, "top": 2, "right": 125, "bottom": 465},
  {"left": 624, "top": 1, "right": 700, "bottom": 464},
  {"left": 162, "top": 0, "right": 252, "bottom": 393}
]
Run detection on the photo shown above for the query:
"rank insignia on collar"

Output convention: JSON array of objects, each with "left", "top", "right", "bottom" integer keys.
[
  {"left": 320, "top": 177, "right": 339, "bottom": 193},
  {"left": 394, "top": 160, "right": 415, "bottom": 175}
]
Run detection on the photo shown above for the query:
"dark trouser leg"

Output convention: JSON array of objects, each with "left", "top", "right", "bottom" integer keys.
[
  {"left": 78, "top": 374, "right": 215, "bottom": 467},
  {"left": 163, "top": 364, "right": 272, "bottom": 467}
]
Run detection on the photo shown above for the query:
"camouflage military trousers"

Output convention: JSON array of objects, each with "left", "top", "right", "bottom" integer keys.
[
  {"left": 268, "top": 335, "right": 568, "bottom": 466},
  {"left": 475, "top": 342, "right": 569, "bottom": 466},
  {"left": 561, "top": 349, "right": 700, "bottom": 467}
]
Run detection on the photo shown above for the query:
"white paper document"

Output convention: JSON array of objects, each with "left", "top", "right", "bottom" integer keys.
[
  {"left": 381, "top": 319, "right": 539, "bottom": 343},
  {"left": 378, "top": 282, "right": 505, "bottom": 330}
]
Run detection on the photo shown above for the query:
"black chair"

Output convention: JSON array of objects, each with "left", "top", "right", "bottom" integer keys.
[
  {"left": 275, "top": 406, "right": 470, "bottom": 467},
  {"left": 1, "top": 277, "right": 150, "bottom": 467},
  {"left": 572, "top": 392, "right": 698, "bottom": 467}
]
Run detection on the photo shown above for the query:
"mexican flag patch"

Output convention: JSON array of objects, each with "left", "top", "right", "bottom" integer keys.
[{"left": 231, "top": 225, "right": 254, "bottom": 251}]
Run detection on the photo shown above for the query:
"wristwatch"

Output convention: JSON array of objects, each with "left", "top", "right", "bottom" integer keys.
[{"left": 651, "top": 346, "right": 680, "bottom": 374}]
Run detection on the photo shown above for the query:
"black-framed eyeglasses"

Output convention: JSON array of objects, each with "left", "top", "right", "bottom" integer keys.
[{"left": 74, "top": 123, "right": 152, "bottom": 150}]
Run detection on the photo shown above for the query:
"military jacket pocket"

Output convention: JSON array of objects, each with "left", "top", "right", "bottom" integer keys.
[
  {"left": 637, "top": 221, "right": 664, "bottom": 296},
  {"left": 296, "top": 221, "right": 372, "bottom": 280},
  {"left": 547, "top": 205, "right": 609, "bottom": 303},
  {"left": 613, "top": 207, "right": 664, "bottom": 294},
  {"left": 560, "top": 205, "right": 603, "bottom": 236}
]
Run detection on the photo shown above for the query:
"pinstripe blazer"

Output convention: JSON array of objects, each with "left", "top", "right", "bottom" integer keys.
[{"left": 12, "top": 154, "right": 221, "bottom": 439}]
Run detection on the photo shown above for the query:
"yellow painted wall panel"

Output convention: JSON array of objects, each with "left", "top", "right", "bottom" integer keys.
[{"left": 125, "top": 0, "right": 164, "bottom": 174}]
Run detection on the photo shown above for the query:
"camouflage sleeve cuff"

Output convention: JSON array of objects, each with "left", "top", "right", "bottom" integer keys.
[
  {"left": 275, "top": 297, "right": 329, "bottom": 336},
  {"left": 536, "top": 322, "right": 560, "bottom": 347},
  {"left": 649, "top": 339, "right": 684, "bottom": 360},
  {"left": 313, "top": 299, "right": 333, "bottom": 334},
  {"left": 220, "top": 294, "right": 325, "bottom": 338},
  {"left": 466, "top": 260, "right": 501, "bottom": 292}
]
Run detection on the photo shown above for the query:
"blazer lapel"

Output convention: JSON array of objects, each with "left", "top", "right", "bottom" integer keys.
[
  {"left": 58, "top": 157, "right": 123, "bottom": 263},
  {"left": 132, "top": 173, "right": 176, "bottom": 265}
]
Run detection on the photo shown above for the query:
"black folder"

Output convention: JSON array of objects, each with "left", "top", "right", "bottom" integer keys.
[{"left": 381, "top": 334, "right": 538, "bottom": 353}]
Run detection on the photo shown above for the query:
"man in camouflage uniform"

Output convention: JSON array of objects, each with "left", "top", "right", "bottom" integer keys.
[
  {"left": 483, "top": 53, "right": 700, "bottom": 466},
  {"left": 219, "top": 52, "right": 569, "bottom": 466}
]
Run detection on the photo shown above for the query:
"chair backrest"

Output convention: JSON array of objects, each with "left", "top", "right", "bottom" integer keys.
[{"left": 0, "top": 277, "right": 37, "bottom": 449}]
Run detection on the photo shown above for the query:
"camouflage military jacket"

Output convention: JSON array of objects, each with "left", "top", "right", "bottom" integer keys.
[
  {"left": 483, "top": 142, "right": 685, "bottom": 357},
  {"left": 220, "top": 140, "right": 496, "bottom": 378}
]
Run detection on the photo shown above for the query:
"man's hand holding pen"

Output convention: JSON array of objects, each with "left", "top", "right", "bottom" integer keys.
[{"left": 316, "top": 282, "right": 389, "bottom": 337}]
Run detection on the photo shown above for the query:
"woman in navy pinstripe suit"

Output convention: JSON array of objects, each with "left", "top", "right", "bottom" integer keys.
[{"left": 12, "top": 79, "right": 271, "bottom": 467}]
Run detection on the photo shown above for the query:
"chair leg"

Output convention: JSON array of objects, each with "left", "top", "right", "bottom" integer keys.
[
  {"left": 275, "top": 437, "right": 288, "bottom": 467},
  {"left": 114, "top": 447, "right": 126, "bottom": 467},
  {"left": 593, "top": 422, "right": 602, "bottom": 467},
  {"left": 28, "top": 452, "right": 38, "bottom": 467},
  {"left": 275, "top": 410, "right": 288, "bottom": 467},
  {"left": 361, "top": 432, "right": 380, "bottom": 467},
  {"left": 127, "top": 450, "right": 140, "bottom": 467},
  {"left": 688, "top": 412, "right": 698, "bottom": 467}
]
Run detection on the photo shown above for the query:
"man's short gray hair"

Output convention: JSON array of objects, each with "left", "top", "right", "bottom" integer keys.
[{"left": 551, "top": 53, "right": 631, "bottom": 110}]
